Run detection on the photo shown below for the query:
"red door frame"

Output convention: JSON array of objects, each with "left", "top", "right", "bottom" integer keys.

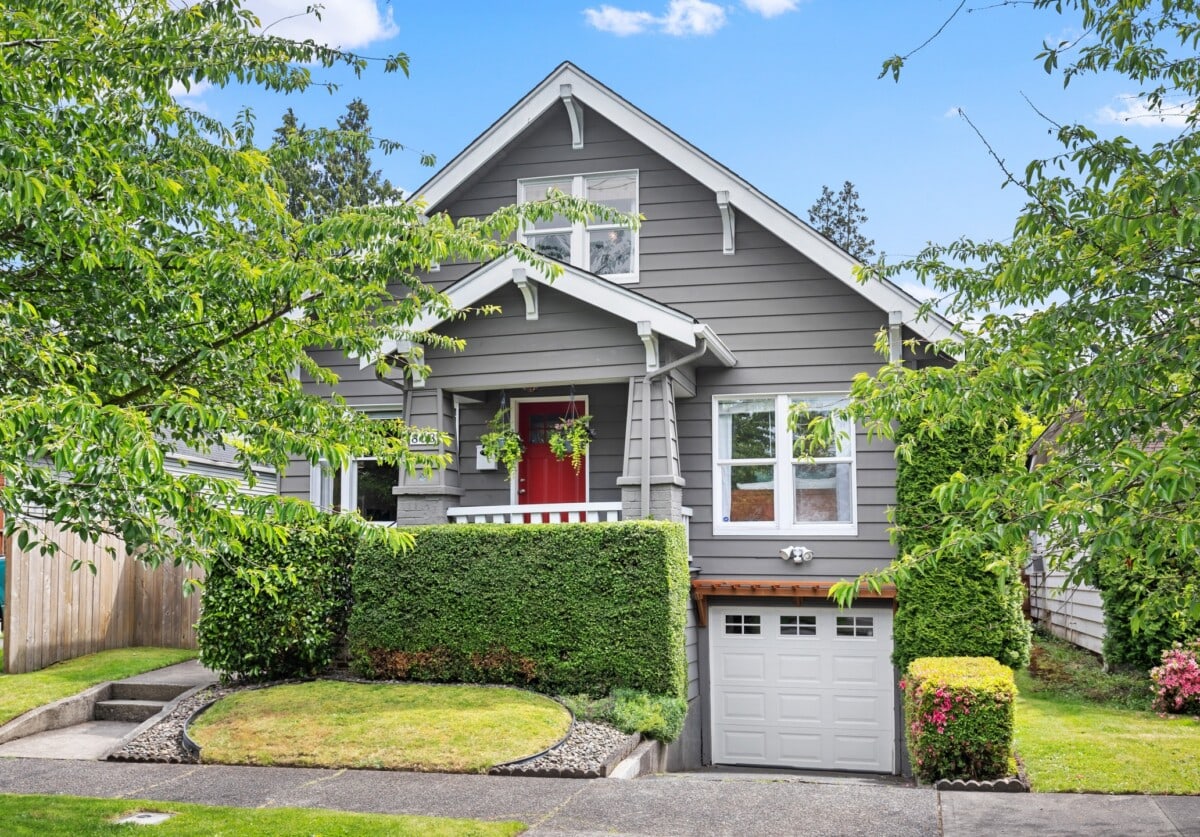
[{"left": 513, "top": 397, "right": 588, "bottom": 507}]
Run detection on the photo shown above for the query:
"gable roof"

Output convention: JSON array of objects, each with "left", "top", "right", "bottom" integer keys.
[
  {"left": 371, "top": 252, "right": 737, "bottom": 368},
  {"left": 414, "top": 62, "right": 955, "bottom": 345}
]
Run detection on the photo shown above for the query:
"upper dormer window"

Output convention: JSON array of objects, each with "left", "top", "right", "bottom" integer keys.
[{"left": 519, "top": 171, "right": 639, "bottom": 283}]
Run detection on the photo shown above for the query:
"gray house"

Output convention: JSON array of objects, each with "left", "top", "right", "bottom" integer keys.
[{"left": 283, "top": 63, "right": 952, "bottom": 773}]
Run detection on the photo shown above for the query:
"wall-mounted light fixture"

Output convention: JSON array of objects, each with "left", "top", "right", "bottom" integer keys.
[{"left": 779, "top": 545, "right": 814, "bottom": 564}]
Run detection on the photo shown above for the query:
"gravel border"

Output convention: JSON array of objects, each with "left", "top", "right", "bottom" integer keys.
[{"left": 106, "top": 678, "right": 636, "bottom": 777}]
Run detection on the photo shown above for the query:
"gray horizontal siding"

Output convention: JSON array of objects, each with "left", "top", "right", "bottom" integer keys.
[
  {"left": 1028, "top": 570, "right": 1107, "bottom": 656},
  {"left": 421, "top": 282, "right": 654, "bottom": 390},
  {"left": 404, "top": 102, "right": 901, "bottom": 576}
]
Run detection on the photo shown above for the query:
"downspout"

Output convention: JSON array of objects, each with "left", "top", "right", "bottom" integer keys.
[{"left": 640, "top": 338, "right": 710, "bottom": 519}]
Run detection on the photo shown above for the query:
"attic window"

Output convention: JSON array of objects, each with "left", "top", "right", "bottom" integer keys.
[{"left": 519, "top": 171, "right": 639, "bottom": 283}]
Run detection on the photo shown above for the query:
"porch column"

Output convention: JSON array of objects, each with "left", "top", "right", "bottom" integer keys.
[
  {"left": 617, "top": 374, "right": 685, "bottom": 522},
  {"left": 394, "top": 388, "right": 464, "bottom": 525}
]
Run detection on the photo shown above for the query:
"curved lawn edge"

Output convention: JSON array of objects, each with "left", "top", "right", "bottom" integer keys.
[{"left": 188, "top": 680, "right": 572, "bottom": 773}]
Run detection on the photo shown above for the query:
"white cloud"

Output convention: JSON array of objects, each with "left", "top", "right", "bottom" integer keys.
[
  {"left": 583, "top": 0, "right": 726, "bottom": 37},
  {"left": 662, "top": 0, "right": 726, "bottom": 35},
  {"left": 244, "top": 1, "right": 398, "bottom": 49},
  {"left": 943, "top": 106, "right": 962, "bottom": 119},
  {"left": 583, "top": 5, "right": 657, "bottom": 35},
  {"left": 169, "top": 79, "right": 213, "bottom": 99},
  {"left": 742, "top": 0, "right": 799, "bottom": 17},
  {"left": 1097, "top": 94, "right": 1195, "bottom": 128}
]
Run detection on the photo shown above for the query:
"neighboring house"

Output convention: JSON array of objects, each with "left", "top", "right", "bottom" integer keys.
[
  {"left": 283, "top": 63, "right": 953, "bottom": 774},
  {"left": 1024, "top": 425, "right": 1107, "bottom": 655}
]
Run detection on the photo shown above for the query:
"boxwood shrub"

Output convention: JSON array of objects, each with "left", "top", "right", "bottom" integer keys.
[
  {"left": 348, "top": 521, "right": 689, "bottom": 699},
  {"left": 197, "top": 515, "right": 360, "bottom": 682},
  {"left": 892, "top": 418, "right": 1030, "bottom": 672},
  {"left": 903, "top": 656, "right": 1016, "bottom": 783}
]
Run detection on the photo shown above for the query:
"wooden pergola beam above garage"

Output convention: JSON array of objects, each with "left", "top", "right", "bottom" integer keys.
[{"left": 690, "top": 578, "right": 897, "bottom": 627}]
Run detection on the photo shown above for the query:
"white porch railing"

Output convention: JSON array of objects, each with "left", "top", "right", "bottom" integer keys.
[
  {"left": 445, "top": 503, "right": 694, "bottom": 533},
  {"left": 447, "top": 502, "right": 623, "bottom": 524}
]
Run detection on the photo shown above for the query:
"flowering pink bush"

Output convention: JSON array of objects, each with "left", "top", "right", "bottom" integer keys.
[
  {"left": 903, "top": 657, "right": 1015, "bottom": 783},
  {"left": 1150, "top": 640, "right": 1200, "bottom": 715}
]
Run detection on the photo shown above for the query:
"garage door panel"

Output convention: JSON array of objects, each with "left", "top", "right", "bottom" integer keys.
[
  {"left": 832, "top": 694, "right": 884, "bottom": 726},
  {"left": 777, "top": 653, "right": 821, "bottom": 683},
  {"left": 777, "top": 693, "right": 821, "bottom": 723},
  {"left": 830, "top": 654, "right": 885, "bottom": 687},
  {"left": 720, "top": 690, "right": 767, "bottom": 721},
  {"left": 721, "top": 730, "right": 767, "bottom": 761},
  {"left": 719, "top": 651, "right": 767, "bottom": 682},
  {"left": 777, "top": 732, "right": 823, "bottom": 765},
  {"left": 710, "top": 605, "right": 895, "bottom": 773},
  {"left": 832, "top": 735, "right": 889, "bottom": 770}
]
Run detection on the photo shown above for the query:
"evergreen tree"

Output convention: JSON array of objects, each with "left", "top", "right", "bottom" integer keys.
[
  {"left": 807, "top": 180, "right": 876, "bottom": 261},
  {"left": 272, "top": 98, "right": 404, "bottom": 222}
]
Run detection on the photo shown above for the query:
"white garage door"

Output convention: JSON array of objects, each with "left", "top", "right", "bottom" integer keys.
[{"left": 709, "top": 605, "right": 895, "bottom": 772}]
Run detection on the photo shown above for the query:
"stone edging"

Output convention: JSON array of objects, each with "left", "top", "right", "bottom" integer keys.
[{"left": 934, "top": 775, "right": 1029, "bottom": 792}]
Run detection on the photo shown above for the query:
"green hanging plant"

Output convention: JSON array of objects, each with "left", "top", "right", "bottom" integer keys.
[
  {"left": 549, "top": 414, "right": 594, "bottom": 474},
  {"left": 479, "top": 406, "right": 523, "bottom": 480}
]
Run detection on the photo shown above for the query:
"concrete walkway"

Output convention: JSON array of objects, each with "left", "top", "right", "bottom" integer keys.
[
  {"left": 1, "top": 757, "right": 1199, "bottom": 836},
  {"left": 0, "top": 660, "right": 217, "bottom": 760}
]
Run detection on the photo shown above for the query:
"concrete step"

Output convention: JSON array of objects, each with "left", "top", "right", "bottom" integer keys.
[
  {"left": 110, "top": 682, "right": 189, "bottom": 703},
  {"left": 94, "top": 699, "right": 166, "bottom": 723}
]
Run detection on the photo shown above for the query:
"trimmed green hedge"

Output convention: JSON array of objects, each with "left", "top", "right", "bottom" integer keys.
[
  {"left": 1096, "top": 539, "right": 1200, "bottom": 670},
  {"left": 348, "top": 522, "right": 689, "bottom": 699},
  {"left": 892, "top": 419, "right": 1030, "bottom": 672},
  {"left": 197, "top": 515, "right": 360, "bottom": 682},
  {"left": 904, "top": 656, "right": 1016, "bottom": 783}
]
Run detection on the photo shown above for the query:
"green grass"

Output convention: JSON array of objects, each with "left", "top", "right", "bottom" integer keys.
[
  {"left": 0, "top": 793, "right": 524, "bottom": 836},
  {"left": 0, "top": 648, "right": 197, "bottom": 725},
  {"left": 189, "top": 680, "right": 570, "bottom": 773},
  {"left": 1016, "top": 633, "right": 1200, "bottom": 793}
]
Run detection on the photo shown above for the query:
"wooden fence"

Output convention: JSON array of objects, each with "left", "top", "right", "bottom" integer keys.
[{"left": 3, "top": 523, "right": 203, "bottom": 674}]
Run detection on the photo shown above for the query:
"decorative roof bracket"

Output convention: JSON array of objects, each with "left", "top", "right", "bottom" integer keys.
[
  {"left": 512, "top": 268, "right": 539, "bottom": 320},
  {"left": 560, "top": 84, "right": 584, "bottom": 150},
  {"left": 716, "top": 190, "right": 736, "bottom": 255},
  {"left": 637, "top": 320, "right": 660, "bottom": 372}
]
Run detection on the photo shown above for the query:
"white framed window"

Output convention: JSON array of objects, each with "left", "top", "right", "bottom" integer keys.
[
  {"left": 518, "top": 171, "right": 638, "bottom": 283},
  {"left": 712, "top": 393, "right": 857, "bottom": 537},
  {"left": 309, "top": 411, "right": 402, "bottom": 524}
]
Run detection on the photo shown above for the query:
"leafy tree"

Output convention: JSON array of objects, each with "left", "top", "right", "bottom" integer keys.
[
  {"left": 273, "top": 99, "right": 405, "bottom": 222},
  {"left": 807, "top": 180, "right": 876, "bottom": 261},
  {"left": 827, "top": 0, "right": 1200, "bottom": 625},
  {"left": 0, "top": 1, "right": 619, "bottom": 569}
]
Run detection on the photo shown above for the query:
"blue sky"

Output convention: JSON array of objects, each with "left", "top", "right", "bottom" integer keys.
[{"left": 183, "top": 1, "right": 1184, "bottom": 293}]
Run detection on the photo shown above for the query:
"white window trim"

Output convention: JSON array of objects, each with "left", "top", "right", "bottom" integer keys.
[
  {"left": 518, "top": 170, "right": 640, "bottom": 284},
  {"left": 308, "top": 410, "right": 403, "bottom": 523},
  {"left": 711, "top": 392, "right": 859, "bottom": 537}
]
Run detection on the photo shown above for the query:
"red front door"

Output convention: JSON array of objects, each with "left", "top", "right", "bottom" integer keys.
[{"left": 517, "top": 400, "right": 586, "bottom": 506}]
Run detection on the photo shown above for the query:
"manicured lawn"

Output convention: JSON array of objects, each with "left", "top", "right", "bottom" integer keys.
[
  {"left": 0, "top": 648, "right": 197, "bottom": 725},
  {"left": 1015, "top": 634, "right": 1200, "bottom": 793},
  {"left": 0, "top": 793, "right": 524, "bottom": 836},
  {"left": 189, "top": 680, "right": 570, "bottom": 773}
]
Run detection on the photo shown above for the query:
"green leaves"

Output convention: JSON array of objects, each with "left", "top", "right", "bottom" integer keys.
[
  {"left": 0, "top": 2, "right": 632, "bottom": 569},
  {"left": 842, "top": 0, "right": 1200, "bottom": 616}
]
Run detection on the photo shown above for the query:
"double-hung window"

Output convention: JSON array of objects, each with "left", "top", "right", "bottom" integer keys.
[
  {"left": 713, "top": 393, "right": 857, "bottom": 536},
  {"left": 519, "top": 171, "right": 638, "bottom": 283}
]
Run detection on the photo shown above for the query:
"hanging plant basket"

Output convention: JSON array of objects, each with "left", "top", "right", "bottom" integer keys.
[
  {"left": 479, "top": 406, "right": 523, "bottom": 480},
  {"left": 549, "top": 414, "right": 594, "bottom": 474}
]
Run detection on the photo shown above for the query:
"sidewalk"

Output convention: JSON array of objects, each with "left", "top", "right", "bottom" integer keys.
[{"left": 1, "top": 757, "right": 1199, "bottom": 836}]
